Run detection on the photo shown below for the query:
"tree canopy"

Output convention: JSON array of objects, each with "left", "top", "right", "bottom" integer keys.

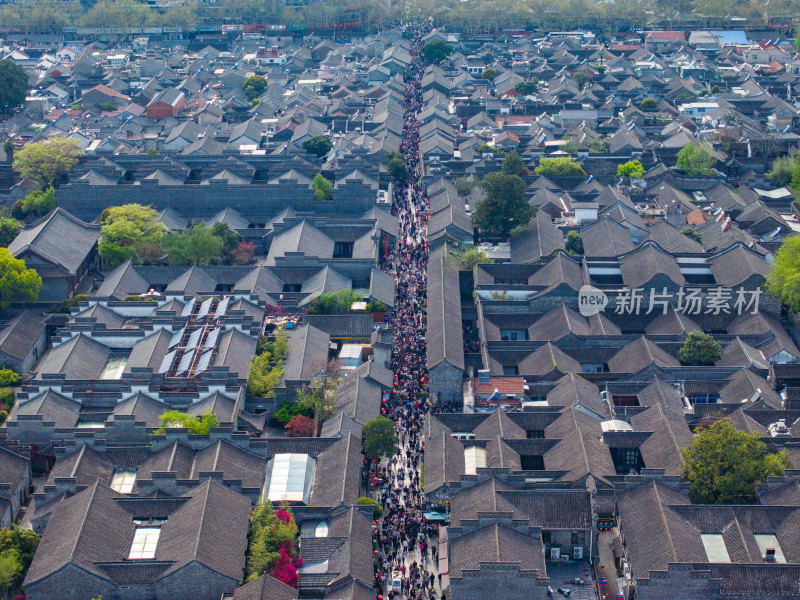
[
  {"left": 154, "top": 409, "right": 219, "bottom": 434},
  {"left": 302, "top": 135, "right": 332, "bottom": 158},
  {"left": 617, "top": 160, "right": 645, "bottom": 179},
  {"left": 534, "top": 157, "right": 586, "bottom": 177},
  {"left": 12, "top": 187, "right": 56, "bottom": 221},
  {"left": 306, "top": 289, "right": 362, "bottom": 315},
  {"left": 243, "top": 74, "right": 267, "bottom": 99},
  {"left": 681, "top": 419, "right": 791, "bottom": 504},
  {"left": 676, "top": 143, "right": 716, "bottom": 176},
  {"left": 247, "top": 329, "right": 288, "bottom": 399},
  {"left": 13, "top": 137, "right": 83, "bottom": 188},
  {"left": 459, "top": 248, "right": 494, "bottom": 270},
  {"left": 481, "top": 68, "right": 497, "bottom": 80},
  {"left": 472, "top": 172, "right": 534, "bottom": 236},
  {"left": 514, "top": 79, "right": 537, "bottom": 96},
  {"left": 363, "top": 416, "right": 397, "bottom": 461},
  {"left": 501, "top": 150, "right": 528, "bottom": 176},
  {"left": 767, "top": 156, "right": 794, "bottom": 187},
  {"left": 0, "top": 61, "right": 28, "bottom": 114},
  {"left": 285, "top": 415, "right": 315, "bottom": 437},
  {"left": 421, "top": 39, "right": 452, "bottom": 64},
  {"left": 245, "top": 501, "right": 302, "bottom": 586},
  {"left": 0, "top": 525, "right": 38, "bottom": 595},
  {"left": 312, "top": 173, "right": 333, "bottom": 201},
  {"left": 679, "top": 331, "right": 722, "bottom": 365},
  {"left": 681, "top": 227, "right": 702, "bottom": 244},
  {"left": 164, "top": 223, "right": 224, "bottom": 266},
  {"left": 767, "top": 235, "right": 800, "bottom": 311},
  {"left": 565, "top": 230, "right": 584, "bottom": 255},
  {"left": 0, "top": 219, "right": 19, "bottom": 248},
  {"left": 99, "top": 204, "right": 166, "bottom": 268},
  {"left": 0, "top": 249, "right": 41, "bottom": 308},
  {"left": 382, "top": 150, "right": 409, "bottom": 182}
]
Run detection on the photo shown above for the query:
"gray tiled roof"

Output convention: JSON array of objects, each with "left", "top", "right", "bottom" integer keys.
[{"left": 427, "top": 245, "right": 464, "bottom": 370}]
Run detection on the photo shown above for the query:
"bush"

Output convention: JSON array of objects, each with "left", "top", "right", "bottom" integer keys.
[
  {"left": 0, "top": 410, "right": 7, "bottom": 424},
  {"left": 302, "top": 135, "right": 332, "bottom": 158},
  {"left": 640, "top": 97, "right": 656, "bottom": 109},
  {"left": 285, "top": 415, "right": 315, "bottom": 437},
  {"left": 365, "top": 300, "right": 388, "bottom": 314},
  {"left": 455, "top": 175, "right": 479, "bottom": 196},
  {"left": 534, "top": 157, "right": 585, "bottom": 177},
  {"left": 681, "top": 227, "right": 702, "bottom": 244},
  {"left": 357, "top": 496, "right": 383, "bottom": 519},
  {"left": 271, "top": 400, "right": 313, "bottom": 427},
  {"left": 154, "top": 409, "right": 218, "bottom": 434},
  {"left": 0, "top": 369, "right": 20, "bottom": 388},
  {"left": 676, "top": 143, "right": 716, "bottom": 176},
  {"left": 123, "top": 295, "right": 156, "bottom": 302},
  {"left": 617, "top": 160, "right": 645, "bottom": 179},
  {"left": 481, "top": 68, "right": 497, "bottom": 80},
  {"left": 305, "top": 289, "right": 362, "bottom": 315}
]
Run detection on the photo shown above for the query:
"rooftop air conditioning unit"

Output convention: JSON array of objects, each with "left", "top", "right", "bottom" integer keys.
[
  {"left": 573, "top": 546, "right": 583, "bottom": 560},
  {"left": 550, "top": 547, "right": 561, "bottom": 561}
]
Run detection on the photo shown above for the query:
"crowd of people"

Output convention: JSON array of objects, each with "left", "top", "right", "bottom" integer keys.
[{"left": 371, "top": 18, "right": 446, "bottom": 600}]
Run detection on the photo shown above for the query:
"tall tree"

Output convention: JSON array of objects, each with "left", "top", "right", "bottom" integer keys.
[
  {"left": 302, "top": 135, "right": 332, "bottom": 158},
  {"left": 0, "top": 219, "right": 19, "bottom": 248},
  {"left": 312, "top": 174, "right": 333, "bottom": 201},
  {"left": 243, "top": 74, "right": 267, "bottom": 99},
  {"left": 679, "top": 332, "right": 722, "bottom": 366},
  {"left": 421, "top": 39, "right": 452, "bottom": 64},
  {"left": 363, "top": 416, "right": 398, "bottom": 461},
  {"left": 681, "top": 419, "right": 791, "bottom": 504},
  {"left": 0, "top": 249, "right": 41, "bottom": 308},
  {"left": 767, "top": 236, "right": 800, "bottom": 310},
  {"left": 164, "top": 223, "right": 224, "bottom": 266},
  {"left": 99, "top": 204, "right": 166, "bottom": 268},
  {"left": 0, "top": 549, "right": 22, "bottom": 599},
  {"left": 12, "top": 137, "right": 83, "bottom": 188},
  {"left": 501, "top": 150, "right": 528, "bottom": 176},
  {"left": 675, "top": 143, "right": 716, "bottom": 176},
  {"left": 0, "top": 61, "right": 28, "bottom": 114},
  {"left": 472, "top": 172, "right": 534, "bottom": 236}
]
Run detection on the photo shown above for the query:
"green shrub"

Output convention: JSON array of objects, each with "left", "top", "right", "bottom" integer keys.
[{"left": 357, "top": 496, "right": 383, "bottom": 519}]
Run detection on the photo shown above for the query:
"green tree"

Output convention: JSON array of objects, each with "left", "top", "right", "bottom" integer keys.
[
  {"left": 679, "top": 331, "right": 722, "bottom": 365},
  {"left": 534, "top": 157, "right": 586, "bottom": 177},
  {"left": 99, "top": 204, "right": 166, "bottom": 268},
  {"left": 305, "top": 289, "right": 362, "bottom": 314},
  {"left": 587, "top": 138, "right": 609, "bottom": 154},
  {"left": 676, "top": 143, "right": 716, "bottom": 176},
  {"left": 573, "top": 71, "right": 589, "bottom": 90},
  {"left": 243, "top": 74, "right": 267, "bottom": 99},
  {"left": 421, "top": 39, "right": 452, "bottom": 64},
  {"left": 164, "top": 223, "right": 224, "bottom": 266},
  {"left": 312, "top": 173, "right": 333, "bottom": 201},
  {"left": 302, "top": 135, "right": 332, "bottom": 158},
  {"left": 501, "top": 150, "right": 528, "bottom": 176},
  {"left": 145, "top": 148, "right": 159, "bottom": 156},
  {"left": 767, "top": 156, "right": 794, "bottom": 187},
  {"left": 481, "top": 68, "right": 497, "bottom": 80},
  {"left": 13, "top": 137, "right": 83, "bottom": 188},
  {"left": 681, "top": 227, "right": 702, "bottom": 244},
  {"left": 382, "top": 151, "right": 408, "bottom": 182},
  {"left": 617, "top": 160, "right": 645, "bottom": 179},
  {"left": 0, "top": 218, "right": 18, "bottom": 248},
  {"left": 356, "top": 496, "right": 383, "bottom": 519},
  {"left": 766, "top": 235, "right": 800, "bottom": 310},
  {"left": 247, "top": 335, "right": 287, "bottom": 399},
  {"left": 455, "top": 175, "right": 478, "bottom": 196},
  {"left": 0, "top": 524, "right": 38, "bottom": 579},
  {"left": 154, "top": 409, "right": 219, "bottom": 434},
  {"left": 296, "top": 365, "right": 341, "bottom": 435},
  {"left": 640, "top": 97, "right": 656, "bottom": 109},
  {"left": 0, "top": 549, "right": 22, "bottom": 599},
  {"left": 12, "top": 186, "right": 56, "bottom": 220},
  {"left": 459, "top": 248, "right": 493, "bottom": 270},
  {"left": 363, "top": 416, "right": 397, "bottom": 461},
  {"left": 0, "top": 61, "right": 28, "bottom": 114},
  {"left": 681, "top": 419, "right": 791, "bottom": 504},
  {"left": 514, "top": 79, "right": 537, "bottom": 95},
  {"left": 0, "top": 370, "right": 20, "bottom": 388},
  {"left": 245, "top": 501, "right": 298, "bottom": 582},
  {"left": 565, "top": 231, "right": 584, "bottom": 255},
  {"left": 472, "top": 172, "right": 534, "bottom": 236},
  {"left": 0, "top": 249, "right": 40, "bottom": 308}
]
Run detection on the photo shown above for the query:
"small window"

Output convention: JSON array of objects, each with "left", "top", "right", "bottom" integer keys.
[
  {"left": 282, "top": 284, "right": 301, "bottom": 293},
  {"left": 315, "top": 521, "right": 329, "bottom": 538},
  {"left": 333, "top": 241, "right": 353, "bottom": 258},
  {"left": 129, "top": 527, "right": 161, "bottom": 560},
  {"left": 503, "top": 366, "right": 519, "bottom": 376},
  {"left": 463, "top": 446, "right": 487, "bottom": 476}
]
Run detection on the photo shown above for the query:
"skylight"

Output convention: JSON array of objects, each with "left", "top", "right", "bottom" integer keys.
[
  {"left": 754, "top": 534, "right": 786, "bottom": 564},
  {"left": 700, "top": 534, "right": 731, "bottom": 563},
  {"left": 464, "top": 446, "right": 487, "bottom": 476},
  {"left": 128, "top": 527, "right": 160, "bottom": 560},
  {"left": 265, "top": 453, "right": 315, "bottom": 504},
  {"left": 110, "top": 469, "right": 137, "bottom": 494}
]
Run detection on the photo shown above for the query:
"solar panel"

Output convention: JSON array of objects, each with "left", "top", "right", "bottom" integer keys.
[
  {"left": 214, "top": 297, "right": 230, "bottom": 319},
  {"left": 169, "top": 328, "right": 185, "bottom": 349},
  {"left": 204, "top": 328, "right": 220, "bottom": 349},
  {"left": 180, "top": 297, "right": 196, "bottom": 317},
  {"left": 176, "top": 350, "right": 195, "bottom": 376},
  {"left": 187, "top": 328, "right": 202, "bottom": 349},
  {"left": 195, "top": 350, "right": 214, "bottom": 375},
  {"left": 197, "top": 298, "right": 213, "bottom": 319},
  {"left": 158, "top": 350, "right": 176, "bottom": 374}
]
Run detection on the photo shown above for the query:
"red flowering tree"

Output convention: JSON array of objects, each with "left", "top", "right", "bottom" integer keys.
[
  {"left": 285, "top": 415, "right": 315, "bottom": 437},
  {"left": 232, "top": 241, "right": 256, "bottom": 265},
  {"left": 245, "top": 502, "right": 303, "bottom": 587}
]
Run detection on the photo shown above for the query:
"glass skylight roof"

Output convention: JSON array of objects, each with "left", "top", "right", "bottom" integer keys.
[
  {"left": 187, "top": 328, "right": 203, "bottom": 349},
  {"left": 110, "top": 469, "right": 137, "bottom": 494},
  {"left": 214, "top": 297, "right": 229, "bottom": 319},
  {"left": 197, "top": 298, "right": 213, "bottom": 319},
  {"left": 128, "top": 527, "right": 160, "bottom": 560},
  {"left": 195, "top": 350, "right": 214, "bottom": 375},
  {"left": 169, "top": 328, "right": 185, "bottom": 348},
  {"left": 265, "top": 453, "right": 315, "bottom": 504},
  {"left": 158, "top": 350, "right": 176, "bottom": 374},
  {"left": 463, "top": 446, "right": 487, "bottom": 476},
  {"left": 180, "top": 298, "right": 196, "bottom": 317},
  {"left": 204, "top": 328, "right": 220, "bottom": 349},
  {"left": 176, "top": 349, "right": 195, "bottom": 376}
]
